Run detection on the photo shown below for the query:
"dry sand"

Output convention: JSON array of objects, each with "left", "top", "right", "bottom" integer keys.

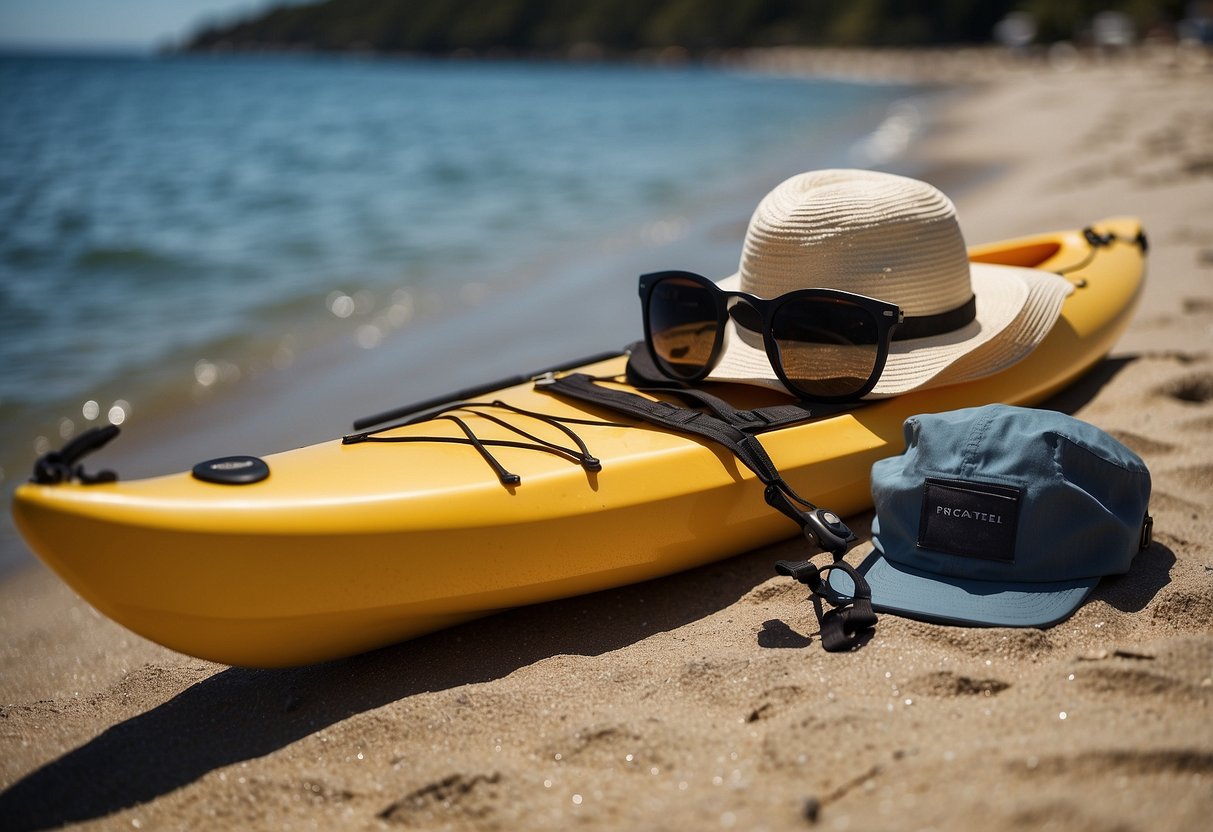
[{"left": 2, "top": 49, "right": 1212, "bottom": 831}]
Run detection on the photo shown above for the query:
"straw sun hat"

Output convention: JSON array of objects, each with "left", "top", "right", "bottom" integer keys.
[{"left": 709, "top": 169, "right": 1073, "bottom": 398}]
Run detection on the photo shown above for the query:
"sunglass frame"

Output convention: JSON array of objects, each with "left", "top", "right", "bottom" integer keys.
[{"left": 638, "top": 270, "right": 903, "bottom": 402}]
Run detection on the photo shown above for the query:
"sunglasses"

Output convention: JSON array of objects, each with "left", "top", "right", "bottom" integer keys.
[{"left": 638, "top": 270, "right": 905, "bottom": 402}]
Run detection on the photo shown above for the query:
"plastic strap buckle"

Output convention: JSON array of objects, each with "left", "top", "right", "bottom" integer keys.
[{"left": 775, "top": 559, "right": 823, "bottom": 592}]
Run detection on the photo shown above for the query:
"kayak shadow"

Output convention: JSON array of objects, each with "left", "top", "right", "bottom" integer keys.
[
  {"left": 0, "top": 542, "right": 782, "bottom": 830},
  {"left": 1038, "top": 355, "right": 1136, "bottom": 414},
  {"left": 0, "top": 358, "right": 1150, "bottom": 828}
]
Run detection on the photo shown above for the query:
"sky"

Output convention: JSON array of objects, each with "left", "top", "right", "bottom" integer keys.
[{"left": 0, "top": 1, "right": 300, "bottom": 51}]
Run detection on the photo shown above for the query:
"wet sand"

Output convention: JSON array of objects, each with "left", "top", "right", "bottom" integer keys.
[{"left": 2, "top": 48, "right": 1212, "bottom": 830}]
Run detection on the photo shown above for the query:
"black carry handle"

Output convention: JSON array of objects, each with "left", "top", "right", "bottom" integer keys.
[
  {"left": 352, "top": 349, "right": 626, "bottom": 431},
  {"left": 31, "top": 425, "right": 121, "bottom": 485}
]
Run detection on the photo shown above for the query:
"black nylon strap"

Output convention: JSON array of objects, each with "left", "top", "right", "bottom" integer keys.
[
  {"left": 539, "top": 373, "right": 831, "bottom": 536},
  {"left": 538, "top": 371, "right": 858, "bottom": 545},
  {"left": 537, "top": 366, "right": 875, "bottom": 653},
  {"left": 819, "top": 599, "right": 878, "bottom": 652},
  {"left": 777, "top": 558, "right": 877, "bottom": 652},
  {"left": 540, "top": 373, "right": 789, "bottom": 488},
  {"left": 623, "top": 340, "right": 859, "bottom": 432},
  {"left": 775, "top": 559, "right": 824, "bottom": 591}
]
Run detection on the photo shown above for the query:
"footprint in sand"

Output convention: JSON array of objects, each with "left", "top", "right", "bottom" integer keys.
[
  {"left": 542, "top": 723, "right": 676, "bottom": 773},
  {"left": 1154, "top": 371, "right": 1213, "bottom": 405},
  {"left": 1149, "top": 589, "right": 1213, "bottom": 633},
  {"left": 1180, "top": 413, "right": 1213, "bottom": 433},
  {"left": 1010, "top": 748, "right": 1213, "bottom": 779},
  {"left": 1167, "top": 465, "right": 1213, "bottom": 504},
  {"left": 746, "top": 684, "right": 807, "bottom": 722},
  {"left": 904, "top": 670, "right": 1012, "bottom": 698},
  {"left": 1070, "top": 664, "right": 1208, "bottom": 701},
  {"left": 1181, "top": 297, "right": 1213, "bottom": 313},
  {"left": 1148, "top": 490, "right": 1204, "bottom": 517},
  {"left": 379, "top": 771, "right": 503, "bottom": 825},
  {"left": 905, "top": 622, "right": 1057, "bottom": 658},
  {"left": 1106, "top": 429, "right": 1176, "bottom": 457}
]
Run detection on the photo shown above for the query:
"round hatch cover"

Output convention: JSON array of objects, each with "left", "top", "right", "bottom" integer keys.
[{"left": 192, "top": 455, "right": 270, "bottom": 485}]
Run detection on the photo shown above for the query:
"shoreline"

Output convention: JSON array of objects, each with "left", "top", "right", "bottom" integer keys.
[
  {"left": 737, "top": 41, "right": 1212, "bottom": 81},
  {"left": 3, "top": 52, "right": 1213, "bottom": 830},
  {"left": 0, "top": 62, "right": 914, "bottom": 578}
]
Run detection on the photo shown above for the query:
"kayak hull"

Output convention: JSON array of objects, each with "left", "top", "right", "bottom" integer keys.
[{"left": 12, "top": 219, "right": 1146, "bottom": 666}]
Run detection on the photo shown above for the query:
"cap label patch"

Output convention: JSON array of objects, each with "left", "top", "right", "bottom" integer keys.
[{"left": 919, "top": 478, "right": 1021, "bottom": 562}]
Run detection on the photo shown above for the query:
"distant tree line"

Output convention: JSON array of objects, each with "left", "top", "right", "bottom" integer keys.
[{"left": 182, "top": 0, "right": 1190, "bottom": 54}]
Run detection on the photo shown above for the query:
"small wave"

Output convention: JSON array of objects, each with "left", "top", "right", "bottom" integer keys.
[
  {"left": 1, "top": 242, "right": 50, "bottom": 267},
  {"left": 425, "top": 159, "right": 472, "bottom": 185},
  {"left": 74, "top": 245, "right": 185, "bottom": 270}
]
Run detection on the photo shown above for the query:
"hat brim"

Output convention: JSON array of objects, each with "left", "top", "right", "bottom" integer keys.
[
  {"left": 826, "top": 548, "right": 1096, "bottom": 628},
  {"left": 709, "top": 262, "right": 1072, "bottom": 398}
]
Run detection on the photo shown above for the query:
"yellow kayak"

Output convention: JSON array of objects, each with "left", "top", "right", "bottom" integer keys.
[{"left": 12, "top": 218, "right": 1146, "bottom": 667}]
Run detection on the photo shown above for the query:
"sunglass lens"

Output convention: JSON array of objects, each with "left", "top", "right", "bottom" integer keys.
[
  {"left": 771, "top": 298, "right": 882, "bottom": 398},
  {"left": 648, "top": 276, "right": 719, "bottom": 379}
]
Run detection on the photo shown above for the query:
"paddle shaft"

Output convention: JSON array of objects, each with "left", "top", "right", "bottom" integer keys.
[{"left": 352, "top": 349, "right": 627, "bottom": 431}]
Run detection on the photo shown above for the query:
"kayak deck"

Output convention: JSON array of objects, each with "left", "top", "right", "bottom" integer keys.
[{"left": 12, "top": 218, "right": 1146, "bottom": 666}]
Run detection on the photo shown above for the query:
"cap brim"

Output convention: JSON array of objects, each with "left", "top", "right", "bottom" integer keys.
[{"left": 827, "top": 549, "right": 1097, "bottom": 628}]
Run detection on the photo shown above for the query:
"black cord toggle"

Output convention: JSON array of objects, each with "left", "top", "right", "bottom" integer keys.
[
  {"left": 31, "top": 425, "right": 121, "bottom": 485},
  {"left": 801, "top": 508, "right": 856, "bottom": 557},
  {"left": 763, "top": 485, "right": 856, "bottom": 557}
]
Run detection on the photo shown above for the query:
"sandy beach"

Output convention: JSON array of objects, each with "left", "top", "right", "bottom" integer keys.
[{"left": 3, "top": 48, "right": 1212, "bottom": 830}]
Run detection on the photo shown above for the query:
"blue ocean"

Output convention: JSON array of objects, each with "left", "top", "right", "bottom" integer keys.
[{"left": 0, "top": 52, "right": 923, "bottom": 573}]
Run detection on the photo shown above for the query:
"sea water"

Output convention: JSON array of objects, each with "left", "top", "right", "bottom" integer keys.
[{"left": 0, "top": 52, "right": 922, "bottom": 573}]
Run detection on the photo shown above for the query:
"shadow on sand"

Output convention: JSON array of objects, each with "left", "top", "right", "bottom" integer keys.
[
  {"left": 0, "top": 356, "right": 1154, "bottom": 829},
  {"left": 1039, "top": 355, "right": 1136, "bottom": 414},
  {"left": 0, "top": 544, "right": 781, "bottom": 830}
]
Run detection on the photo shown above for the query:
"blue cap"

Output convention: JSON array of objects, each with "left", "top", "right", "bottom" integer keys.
[{"left": 829, "top": 405, "right": 1152, "bottom": 627}]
